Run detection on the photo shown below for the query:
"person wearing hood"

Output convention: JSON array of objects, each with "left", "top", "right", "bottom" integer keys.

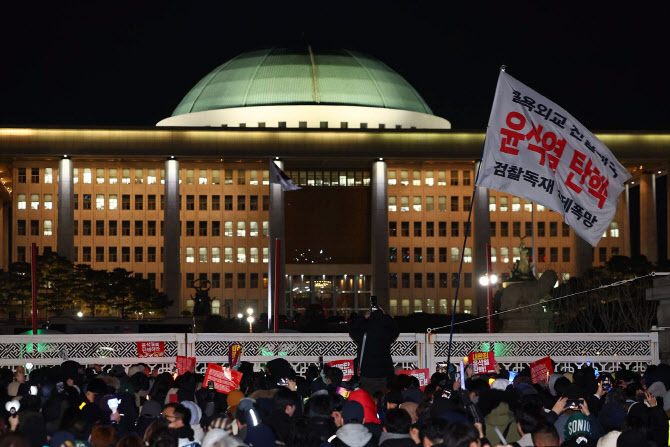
[
  {"left": 379, "top": 408, "right": 415, "bottom": 447},
  {"left": 306, "top": 393, "right": 338, "bottom": 444},
  {"left": 180, "top": 401, "right": 204, "bottom": 443},
  {"left": 348, "top": 389, "right": 382, "bottom": 442},
  {"left": 162, "top": 403, "right": 200, "bottom": 447},
  {"left": 327, "top": 424, "right": 375, "bottom": 447},
  {"left": 479, "top": 389, "right": 521, "bottom": 446},
  {"left": 136, "top": 400, "right": 162, "bottom": 438},
  {"left": 266, "top": 387, "right": 300, "bottom": 444}
]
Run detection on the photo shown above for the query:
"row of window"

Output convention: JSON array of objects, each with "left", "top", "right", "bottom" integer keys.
[
  {"left": 389, "top": 298, "right": 472, "bottom": 315},
  {"left": 284, "top": 170, "right": 371, "bottom": 187},
  {"left": 390, "top": 221, "right": 471, "bottom": 238},
  {"left": 388, "top": 195, "right": 471, "bottom": 212},
  {"left": 185, "top": 272, "right": 268, "bottom": 289},
  {"left": 17, "top": 167, "right": 271, "bottom": 186},
  {"left": 390, "top": 247, "right": 473, "bottom": 263},
  {"left": 488, "top": 197, "right": 547, "bottom": 212},
  {"left": 185, "top": 247, "right": 269, "bottom": 264},
  {"left": 16, "top": 193, "right": 269, "bottom": 212},
  {"left": 390, "top": 272, "right": 475, "bottom": 288},
  {"left": 387, "top": 169, "right": 471, "bottom": 187}
]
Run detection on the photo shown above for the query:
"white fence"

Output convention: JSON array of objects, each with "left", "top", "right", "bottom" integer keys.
[{"left": 0, "top": 332, "right": 659, "bottom": 376}]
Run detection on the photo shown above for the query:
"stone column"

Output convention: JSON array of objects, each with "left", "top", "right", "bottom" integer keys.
[
  {"left": 473, "top": 162, "right": 490, "bottom": 318},
  {"left": 57, "top": 157, "right": 74, "bottom": 262},
  {"left": 371, "top": 160, "right": 390, "bottom": 311},
  {"left": 640, "top": 172, "right": 658, "bottom": 263},
  {"left": 269, "top": 160, "right": 286, "bottom": 321},
  {"left": 0, "top": 200, "right": 9, "bottom": 271},
  {"left": 164, "top": 158, "right": 181, "bottom": 317}
]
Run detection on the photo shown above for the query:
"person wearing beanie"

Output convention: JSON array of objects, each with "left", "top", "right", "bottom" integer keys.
[
  {"left": 563, "top": 413, "right": 596, "bottom": 447},
  {"left": 340, "top": 401, "right": 365, "bottom": 426}
]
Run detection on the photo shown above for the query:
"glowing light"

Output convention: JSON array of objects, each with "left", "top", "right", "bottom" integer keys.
[
  {"left": 247, "top": 307, "right": 253, "bottom": 315},
  {"left": 77, "top": 311, "right": 83, "bottom": 317},
  {"left": 246, "top": 316, "right": 254, "bottom": 324},
  {"left": 237, "top": 313, "right": 243, "bottom": 319}
]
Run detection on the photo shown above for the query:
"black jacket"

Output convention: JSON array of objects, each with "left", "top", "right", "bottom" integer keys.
[{"left": 349, "top": 310, "right": 399, "bottom": 379}]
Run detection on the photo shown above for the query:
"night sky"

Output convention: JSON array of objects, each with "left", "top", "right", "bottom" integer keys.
[{"left": 1, "top": 2, "right": 668, "bottom": 131}]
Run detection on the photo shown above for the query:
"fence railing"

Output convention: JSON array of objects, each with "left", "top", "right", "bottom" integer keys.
[{"left": 0, "top": 332, "right": 658, "bottom": 376}]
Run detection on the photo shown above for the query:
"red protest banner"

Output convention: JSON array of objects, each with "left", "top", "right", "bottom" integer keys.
[
  {"left": 327, "top": 360, "right": 354, "bottom": 381},
  {"left": 202, "top": 364, "right": 243, "bottom": 394},
  {"left": 176, "top": 356, "right": 196, "bottom": 375},
  {"left": 397, "top": 368, "right": 430, "bottom": 390},
  {"left": 468, "top": 351, "right": 496, "bottom": 374},
  {"left": 530, "top": 356, "right": 554, "bottom": 384},
  {"left": 137, "top": 341, "right": 165, "bottom": 358}
]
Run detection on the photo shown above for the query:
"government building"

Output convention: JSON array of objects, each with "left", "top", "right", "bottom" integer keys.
[{"left": 0, "top": 47, "right": 666, "bottom": 319}]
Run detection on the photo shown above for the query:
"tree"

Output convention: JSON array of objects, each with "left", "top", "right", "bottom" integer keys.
[
  {"left": 0, "top": 263, "right": 32, "bottom": 320},
  {"left": 37, "top": 252, "right": 76, "bottom": 315}
]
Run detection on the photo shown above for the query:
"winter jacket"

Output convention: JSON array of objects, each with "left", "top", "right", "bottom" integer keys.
[
  {"left": 484, "top": 402, "right": 521, "bottom": 445},
  {"left": 349, "top": 311, "right": 399, "bottom": 379}
]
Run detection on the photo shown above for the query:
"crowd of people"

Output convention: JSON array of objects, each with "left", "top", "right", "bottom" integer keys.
[{"left": 0, "top": 310, "right": 668, "bottom": 447}]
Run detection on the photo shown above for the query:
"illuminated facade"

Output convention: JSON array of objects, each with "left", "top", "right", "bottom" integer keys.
[{"left": 0, "top": 48, "right": 664, "bottom": 318}]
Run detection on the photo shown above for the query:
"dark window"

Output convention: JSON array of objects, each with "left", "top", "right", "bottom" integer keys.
[
  {"left": 186, "top": 273, "right": 195, "bottom": 288},
  {"left": 538, "top": 247, "right": 546, "bottom": 262},
  {"left": 224, "top": 195, "right": 233, "bottom": 210},
  {"left": 489, "top": 222, "right": 496, "bottom": 237},
  {"left": 513, "top": 221, "right": 521, "bottom": 237},
  {"left": 212, "top": 195, "right": 220, "bottom": 210},
  {"left": 122, "top": 195, "right": 130, "bottom": 210},
  {"left": 414, "top": 247, "right": 422, "bottom": 262},
  {"left": 500, "top": 222, "right": 509, "bottom": 237},
  {"left": 250, "top": 195, "right": 258, "bottom": 211},
  {"left": 401, "top": 222, "right": 409, "bottom": 237},
  {"left": 537, "top": 222, "right": 546, "bottom": 237},
  {"left": 451, "top": 196, "right": 459, "bottom": 211},
  {"left": 186, "top": 221, "right": 194, "bottom": 236},
  {"left": 414, "top": 222, "right": 422, "bottom": 237},
  {"left": 389, "top": 247, "right": 397, "bottom": 262},
  {"left": 186, "top": 195, "right": 194, "bottom": 210},
  {"left": 562, "top": 222, "right": 570, "bottom": 236},
  {"left": 82, "top": 247, "right": 91, "bottom": 263},
  {"left": 427, "top": 273, "right": 435, "bottom": 288},
  {"left": 96, "top": 220, "right": 104, "bottom": 236},
  {"left": 199, "top": 221, "right": 207, "bottom": 236},
  {"left": 17, "top": 220, "right": 26, "bottom": 236},
  {"left": 109, "top": 220, "right": 117, "bottom": 236},
  {"left": 95, "top": 247, "right": 104, "bottom": 262},
  {"left": 389, "top": 273, "right": 398, "bottom": 288},
  {"left": 30, "top": 220, "right": 39, "bottom": 235},
  {"left": 225, "top": 273, "right": 233, "bottom": 288},
  {"left": 17, "top": 246, "right": 26, "bottom": 262},
  {"left": 109, "top": 247, "right": 117, "bottom": 262},
  {"left": 83, "top": 194, "right": 91, "bottom": 210},
  {"left": 464, "top": 273, "right": 472, "bottom": 288},
  {"left": 426, "top": 247, "right": 435, "bottom": 262},
  {"left": 463, "top": 196, "right": 471, "bottom": 211},
  {"left": 389, "top": 222, "right": 397, "bottom": 237},
  {"left": 414, "top": 273, "right": 423, "bottom": 288},
  {"left": 135, "top": 195, "right": 143, "bottom": 210},
  {"left": 148, "top": 221, "right": 156, "bottom": 236},
  {"left": 401, "top": 273, "right": 410, "bottom": 288},
  {"left": 438, "top": 222, "right": 447, "bottom": 237},
  {"left": 212, "top": 221, "right": 220, "bottom": 237},
  {"left": 18, "top": 168, "right": 26, "bottom": 183},
  {"left": 599, "top": 247, "right": 607, "bottom": 262},
  {"left": 451, "top": 222, "right": 459, "bottom": 237},
  {"left": 134, "top": 247, "right": 143, "bottom": 262},
  {"left": 401, "top": 247, "right": 410, "bottom": 262},
  {"left": 74, "top": 220, "right": 78, "bottom": 236},
  {"left": 122, "top": 247, "right": 130, "bottom": 262},
  {"left": 31, "top": 168, "right": 39, "bottom": 183},
  {"left": 439, "top": 273, "right": 448, "bottom": 288},
  {"left": 451, "top": 273, "right": 459, "bottom": 288},
  {"left": 426, "top": 222, "right": 434, "bottom": 237},
  {"left": 563, "top": 247, "right": 570, "bottom": 262},
  {"left": 525, "top": 222, "right": 533, "bottom": 237},
  {"left": 199, "top": 195, "right": 207, "bottom": 211},
  {"left": 134, "top": 221, "right": 143, "bottom": 236},
  {"left": 237, "top": 195, "right": 245, "bottom": 211},
  {"left": 250, "top": 273, "right": 259, "bottom": 288},
  {"left": 439, "top": 247, "right": 447, "bottom": 262},
  {"left": 550, "top": 222, "right": 558, "bottom": 237},
  {"left": 74, "top": 194, "right": 79, "bottom": 210},
  {"left": 161, "top": 195, "right": 165, "bottom": 210},
  {"left": 212, "top": 273, "right": 221, "bottom": 288},
  {"left": 148, "top": 195, "right": 156, "bottom": 210},
  {"left": 237, "top": 273, "right": 246, "bottom": 288},
  {"left": 550, "top": 247, "right": 558, "bottom": 262},
  {"left": 82, "top": 220, "right": 91, "bottom": 236},
  {"left": 121, "top": 221, "right": 130, "bottom": 236},
  {"left": 148, "top": 247, "right": 156, "bottom": 262}
]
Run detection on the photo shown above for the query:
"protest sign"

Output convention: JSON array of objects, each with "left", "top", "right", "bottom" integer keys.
[
  {"left": 137, "top": 341, "right": 165, "bottom": 358},
  {"left": 202, "top": 364, "right": 243, "bottom": 394},
  {"left": 176, "top": 356, "right": 196, "bottom": 375},
  {"left": 327, "top": 359, "right": 355, "bottom": 381},
  {"left": 468, "top": 351, "right": 497, "bottom": 374},
  {"left": 397, "top": 368, "right": 430, "bottom": 390},
  {"left": 530, "top": 356, "right": 554, "bottom": 384}
]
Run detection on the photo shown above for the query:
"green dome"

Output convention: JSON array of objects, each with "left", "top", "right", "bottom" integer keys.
[{"left": 172, "top": 47, "right": 434, "bottom": 116}]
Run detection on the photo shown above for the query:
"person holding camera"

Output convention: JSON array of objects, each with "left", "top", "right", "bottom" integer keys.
[{"left": 349, "top": 298, "right": 399, "bottom": 396}]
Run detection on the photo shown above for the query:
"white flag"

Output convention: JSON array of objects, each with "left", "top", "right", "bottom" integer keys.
[
  {"left": 269, "top": 161, "right": 301, "bottom": 191},
  {"left": 476, "top": 71, "right": 630, "bottom": 246}
]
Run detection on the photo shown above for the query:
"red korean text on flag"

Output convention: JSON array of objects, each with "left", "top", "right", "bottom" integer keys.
[
  {"left": 476, "top": 71, "right": 630, "bottom": 246},
  {"left": 398, "top": 368, "right": 430, "bottom": 391},
  {"left": 327, "top": 360, "right": 355, "bottom": 381},
  {"left": 176, "top": 356, "right": 197, "bottom": 375},
  {"left": 202, "top": 364, "right": 243, "bottom": 394},
  {"left": 468, "top": 351, "right": 497, "bottom": 374},
  {"left": 137, "top": 341, "right": 165, "bottom": 358},
  {"left": 530, "top": 357, "right": 554, "bottom": 384}
]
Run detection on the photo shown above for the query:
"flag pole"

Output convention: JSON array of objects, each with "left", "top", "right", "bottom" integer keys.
[{"left": 444, "top": 146, "right": 486, "bottom": 370}]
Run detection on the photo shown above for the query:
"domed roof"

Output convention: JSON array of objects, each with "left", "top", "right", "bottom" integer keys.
[{"left": 172, "top": 47, "right": 434, "bottom": 117}]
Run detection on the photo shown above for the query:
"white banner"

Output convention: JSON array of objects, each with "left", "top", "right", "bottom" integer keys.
[{"left": 476, "top": 71, "right": 630, "bottom": 246}]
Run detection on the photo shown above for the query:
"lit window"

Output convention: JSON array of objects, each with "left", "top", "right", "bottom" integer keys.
[
  {"left": 17, "top": 194, "right": 26, "bottom": 209},
  {"left": 500, "top": 196, "right": 508, "bottom": 212},
  {"left": 237, "top": 221, "right": 246, "bottom": 237},
  {"left": 199, "top": 247, "right": 207, "bottom": 263},
  {"left": 490, "top": 247, "right": 497, "bottom": 263},
  {"left": 237, "top": 247, "right": 246, "bottom": 263},
  {"left": 263, "top": 221, "right": 269, "bottom": 237},
  {"left": 186, "top": 247, "right": 195, "bottom": 263},
  {"left": 524, "top": 199, "right": 532, "bottom": 212},
  {"left": 44, "top": 168, "right": 53, "bottom": 184},
  {"left": 263, "top": 247, "right": 269, "bottom": 263},
  {"left": 250, "top": 221, "right": 259, "bottom": 237},
  {"left": 438, "top": 196, "right": 446, "bottom": 211},
  {"left": 388, "top": 170, "right": 397, "bottom": 185},
  {"left": 451, "top": 247, "right": 459, "bottom": 262},
  {"left": 225, "top": 170, "right": 233, "bottom": 185},
  {"left": 109, "top": 194, "right": 117, "bottom": 210},
  {"left": 96, "top": 194, "right": 105, "bottom": 210},
  {"left": 425, "top": 170, "right": 434, "bottom": 186},
  {"left": 198, "top": 169, "right": 207, "bottom": 185},
  {"left": 488, "top": 196, "right": 496, "bottom": 212},
  {"left": 400, "top": 196, "right": 409, "bottom": 212},
  {"left": 512, "top": 247, "right": 520, "bottom": 262},
  {"left": 512, "top": 197, "right": 520, "bottom": 212},
  {"left": 501, "top": 247, "right": 509, "bottom": 263},
  {"left": 413, "top": 170, "right": 421, "bottom": 186},
  {"left": 109, "top": 168, "right": 118, "bottom": 184},
  {"left": 610, "top": 222, "right": 619, "bottom": 237},
  {"left": 135, "top": 169, "right": 143, "bottom": 184},
  {"left": 44, "top": 194, "right": 53, "bottom": 210},
  {"left": 43, "top": 220, "right": 53, "bottom": 236},
  {"left": 562, "top": 273, "right": 570, "bottom": 281},
  {"left": 96, "top": 168, "right": 105, "bottom": 184},
  {"left": 250, "top": 170, "right": 258, "bottom": 185},
  {"left": 413, "top": 196, "right": 422, "bottom": 211},
  {"left": 73, "top": 168, "right": 79, "bottom": 184},
  {"left": 212, "top": 169, "right": 220, "bottom": 185},
  {"left": 426, "top": 196, "right": 434, "bottom": 211},
  {"left": 122, "top": 169, "right": 130, "bottom": 184},
  {"left": 464, "top": 247, "right": 472, "bottom": 263},
  {"left": 437, "top": 170, "right": 446, "bottom": 186},
  {"left": 212, "top": 247, "right": 221, "bottom": 263},
  {"left": 31, "top": 194, "right": 40, "bottom": 210},
  {"left": 536, "top": 204, "right": 545, "bottom": 212},
  {"left": 83, "top": 168, "right": 92, "bottom": 184},
  {"left": 148, "top": 169, "right": 157, "bottom": 185},
  {"left": 262, "top": 170, "right": 269, "bottom": 185},
  {"left": 224, "top": 221, "right": 233, "bottom": 237},
  {"left": 160, "top": 169, "right": 165, "bottom": 184},
  {"left": 388, "top": 196, "right": 397, "bottom": 212},
  {"left": 400, "top": 170, "right": 409, "bottom": 186},
  {"left": 225, "top": 247, "right": 233, "bottom": 263},
  {"left": 250, "top": 247, "right": 259, "bottom": 263}
]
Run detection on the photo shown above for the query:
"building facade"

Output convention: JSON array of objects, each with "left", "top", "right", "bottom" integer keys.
[{"left": 0, "top": 48, "right": 664, "bottom": 319}]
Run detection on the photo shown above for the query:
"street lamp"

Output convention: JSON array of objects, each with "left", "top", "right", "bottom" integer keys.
[
  {"left": 246, "top": 315, "right": 254, "bottom": 333},
  {"left": 237, "top": 313, "right": 243, "bottom": 330}
]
